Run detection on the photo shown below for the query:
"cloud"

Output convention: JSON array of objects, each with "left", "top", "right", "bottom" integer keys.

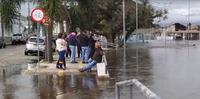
[
  {"left": 150, "top": 0, "right": 200, "bottom": 26},
  {"left": 173, "top": 8, "right": 200, "bottom": 16}
]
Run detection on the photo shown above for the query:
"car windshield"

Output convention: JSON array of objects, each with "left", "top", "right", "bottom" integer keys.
[
  {"left": 13, "top": 34, "right": 22, "bottom": 36},
  {"left": 29, "top": 38, "right": 44, "bottom": 43}
]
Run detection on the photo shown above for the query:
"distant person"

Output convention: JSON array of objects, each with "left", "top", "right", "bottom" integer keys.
[
  {"left": 77, "top": 31, "right": 89, "bottom": 63},
  {"left": 56, "top": 33, "right": 67, "bottom": 70},
  {"left": 76, "top": 30, "right": 81, "bottom": 58},
  {"left": 88, "top": 33, "right": 96, "bottom": 59},
  {"left": 68, "top": 32, "right": 78, "bottom": 63},
  {"left": 65, "top": 33, "right": 71, "bottom": 58},
  {"left": 79, "top": 41, "right": 104, "bottom": 72}
]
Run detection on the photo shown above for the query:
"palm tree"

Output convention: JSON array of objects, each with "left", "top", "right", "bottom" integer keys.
[
  {"left": 0, "top": 0, "right": 24, "bottom": 45},
  {"left": 39, "top": 0, "right": 63, "bottom": 62}
]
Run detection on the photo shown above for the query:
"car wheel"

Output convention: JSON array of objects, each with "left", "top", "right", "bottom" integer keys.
[
  {"left": 12, "top": 41, "right": 15, "bottom": 45},
  {"left": 23, "top": 41, "right": 26, "bottom": 44},
  {"left": 3, "top": 43, "right": 6, "bottom": 48}
]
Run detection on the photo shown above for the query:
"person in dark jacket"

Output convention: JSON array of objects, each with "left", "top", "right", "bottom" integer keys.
[
  {"left": 79, "top": 41, "right": 103, "bottom": 72},
  {"left": 77, "top": 31, "right": 81, "bottom": 58},
  {"left": 68, "top": 32, "right": 78, "bottom": 63},
  {"left": 88, "top": 33, "right": 96, "bottom": 59},
  {"left": 77, "top": 31, "right": 89, "bottom": 63},
  {"left": 65, "top": 33, "right": 71, "bottom": 58}
]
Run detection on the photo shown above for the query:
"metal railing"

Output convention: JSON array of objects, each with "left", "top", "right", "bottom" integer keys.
[{"left": 115, "top": 79, "right": 161, "bottom": 99}]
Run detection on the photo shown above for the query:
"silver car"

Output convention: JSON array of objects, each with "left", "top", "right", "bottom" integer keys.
[
  {"left": 24, "top": 36, "right": 45, "bottom": 55},
  {"left": 24, "top": 36, "right": 56, "bottom": 56},
  {"left": 12, "top": 33, "right": 26, "bottom": 44}
]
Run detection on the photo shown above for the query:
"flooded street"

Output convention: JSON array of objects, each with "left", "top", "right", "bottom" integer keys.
[{"left": 1, "top": 41, "right": 200, "bottom": 99}]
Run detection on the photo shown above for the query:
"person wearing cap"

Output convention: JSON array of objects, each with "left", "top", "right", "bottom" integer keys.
[{"left": 79, "top": 41, "right": 104, "bottom": 72}]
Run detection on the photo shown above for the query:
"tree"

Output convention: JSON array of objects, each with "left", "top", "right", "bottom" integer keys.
[
  {"left": 0, "top": 0, "right": 24, "bottom": 44},
  {"left": 38, "top": 0, "right": 63, "bottom": 62},
  {"left": 69, "top": 0, "right": 167, "bottom": 44}
]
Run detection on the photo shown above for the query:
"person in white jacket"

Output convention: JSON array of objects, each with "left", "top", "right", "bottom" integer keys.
[{"left": 56, "top": 33, "right": 67, "bottom": 70}]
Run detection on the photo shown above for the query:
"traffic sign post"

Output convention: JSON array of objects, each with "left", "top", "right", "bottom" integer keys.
[
  {"left": 31, "top": 8, "right": 45, "bottom": 23},
  {"left": 31, "top": 8, "right": 45, "bottom": 68}
]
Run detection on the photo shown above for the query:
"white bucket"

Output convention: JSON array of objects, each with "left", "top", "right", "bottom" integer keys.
[{"left": 97, "top": 63, "right": 109, "bottom": 77}]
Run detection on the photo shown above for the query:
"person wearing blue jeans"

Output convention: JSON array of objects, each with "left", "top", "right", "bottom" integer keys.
[
  {"left": 69, "top": 45, "right": 77, "bottom": 63},
  {"left": 57, "top": 50, "right": 66, "bottom": 69},
  {"left": 79, "top": 41, "right": 103, "bottom": 72},
  {"left": 81, "top": 59, "right": 97, "bottom": 71},
  {"left": 77, "top": 31, "right": 89, "bottom": 63},
  {"left": 67, "top": 32, "right": 78, "bottom": 63},
  {"left": 56, "top": 33, "right": 67, "bottom": 69},
  {"left": 81, "top": 46, "right": 89, "bottom": 63}
]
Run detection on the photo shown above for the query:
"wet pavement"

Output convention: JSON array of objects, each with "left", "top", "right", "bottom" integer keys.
[
  {"left": 0, "top": 45, "right": 38, "bottom": 66},
  {"left": 1, "top": 40, "right": 200, "bottom": 99}
]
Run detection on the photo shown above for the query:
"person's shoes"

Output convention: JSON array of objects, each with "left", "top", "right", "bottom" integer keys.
[
  {"left": 82, "top": 61, "right": 88, "bottom": 64},
  {"left": 56, "top": 65, "right": 61, "bottom": 69},
  {"left": 79, "top": 68, "right": 84, "bottom": 72},
  {"left": 87, "top": 69, "right": 92, "bottom": 72},
  {"left": 62, "top": 67, "right": 66, "bottom": 70}
]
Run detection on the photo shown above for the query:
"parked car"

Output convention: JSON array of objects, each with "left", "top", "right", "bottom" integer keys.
[
  {"left": 12, "top": 33, "right": 26, "bottom": 45},
  {"left": 0, "top": 38, "right": 6, "bottom": 48},
  {"left": 24, "top": 36, "right": 55, "bottom": 56}
]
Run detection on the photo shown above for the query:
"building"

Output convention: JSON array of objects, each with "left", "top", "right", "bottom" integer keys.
[
  {"left": 166, "top": 23, "right": 200, "bottom": 40},
  {"left": 167, "top": 23, "right": 186, "bottom": 31},
  {"left": 0, "top": 15, "right": 28, "bottom": 44}
]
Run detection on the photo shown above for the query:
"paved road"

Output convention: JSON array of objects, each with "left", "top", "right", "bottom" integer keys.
[{"left": 0, "top": 45, "right": 38, "bottom": 66}]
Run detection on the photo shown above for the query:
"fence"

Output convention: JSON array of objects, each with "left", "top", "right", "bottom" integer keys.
[{"left": 115, "top": 79, "right": 161, "bottom": 99}]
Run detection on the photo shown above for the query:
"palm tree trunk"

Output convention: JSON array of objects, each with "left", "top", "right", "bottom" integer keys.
[
  {"left": 59, "top": 21, "right": 64, "bottom": 33},
  {"left": 1, "top": 22, "right": 4, "bottom": 43},
  {"left": 65, "top": 20, "right": 70, "bottom": 33},
  {"left": 46, "top": 22, "right": 53, "bottom": 62}
]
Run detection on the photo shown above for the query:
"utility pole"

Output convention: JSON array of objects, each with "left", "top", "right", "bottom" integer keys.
[
  {"left": 135, "top": 0, "right": 138, "bottom": 42},
  {"left": 28, "top": 0, "right": 30, "bottom": 34},
  {"left": 19, "top": 13, "right": 21, "bottom": 34},
  {"left": 123, "top": 0, "right": 126, "bottom": 49}
]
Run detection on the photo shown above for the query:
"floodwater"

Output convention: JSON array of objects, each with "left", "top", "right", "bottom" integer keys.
[{"left": 1, "top": 40, "right": 200, "bottom": 99}]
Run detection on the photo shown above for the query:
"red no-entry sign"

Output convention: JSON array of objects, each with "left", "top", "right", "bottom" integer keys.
[{"left": 31, "top": 8, "right": 45, "bottom": 23}]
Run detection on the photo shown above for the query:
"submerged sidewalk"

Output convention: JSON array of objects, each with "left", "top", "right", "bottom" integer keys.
[{"left": 23, "top": 54, "right": 97, "bottom": 75}]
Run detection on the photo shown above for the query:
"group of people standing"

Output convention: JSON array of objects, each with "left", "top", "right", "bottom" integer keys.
[{"left": 56, "top": 30, "right": 103, "bottom": 72}]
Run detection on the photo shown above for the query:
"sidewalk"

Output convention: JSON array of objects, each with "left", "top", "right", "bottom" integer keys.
[{"left": 23, "top": 54, "right": 97, "bottom": 75}]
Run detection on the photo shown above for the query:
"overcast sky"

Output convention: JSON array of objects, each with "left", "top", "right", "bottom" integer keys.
[{"left": 150, "top": 0, "right": 200, "bottom": 26}]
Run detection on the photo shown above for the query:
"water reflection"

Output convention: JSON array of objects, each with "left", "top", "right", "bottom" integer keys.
[
  {"left": 82, "top": 74, "right": 96, "bottom": 90},
  {"left": 0, "top": 43, "right": 155, "bottom": 99},
  {"left": 106, "top": 44, "right": 153, "bottom": 83},
  {"left": 28, "top": 74, "right": 101, "bottom": 99}
]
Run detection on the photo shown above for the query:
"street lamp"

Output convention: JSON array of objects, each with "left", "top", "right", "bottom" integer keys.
[
  {"left": 123, "top": 0, "right": 138, "bottom": 47},
  {"left": 122, "top": 0, "right": 139, "bottom": 81},
  {"left": 131, "top": 0, "right": 139, "bottom": 78}
]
